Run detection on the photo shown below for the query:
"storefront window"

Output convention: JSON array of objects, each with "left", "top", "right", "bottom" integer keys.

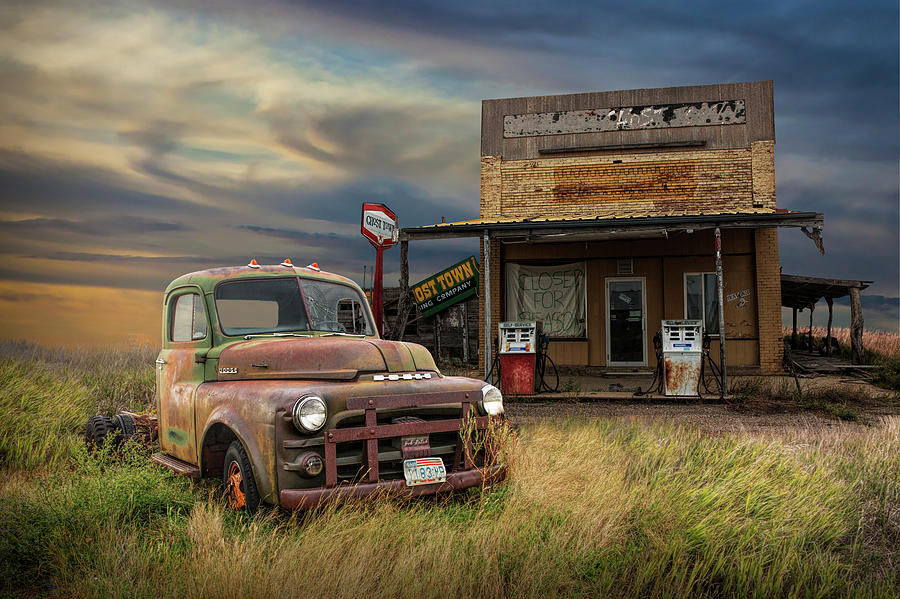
[{"left": 685, "top": 273, "right": 720, "bottom": 335}]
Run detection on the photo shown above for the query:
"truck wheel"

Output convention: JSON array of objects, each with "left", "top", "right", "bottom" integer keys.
[
  {"left": 112, "top": 413, "right": 137, "bottom": 441},
  {"left": 84, "top": 415, "right": 116, "bottom": 451},
  {"left": 223, "top": 440, "right": 260, "bottom": 513}
]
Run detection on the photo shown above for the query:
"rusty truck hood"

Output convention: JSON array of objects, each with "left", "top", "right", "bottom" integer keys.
[{"left": 213, "top": 337, "right": 437, "bottom": 381}]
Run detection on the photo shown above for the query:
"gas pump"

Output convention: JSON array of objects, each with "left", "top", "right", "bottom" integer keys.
[
  {"left": 661, "top": 319, "right": 703, "bottom": 396},
  {"left": 498, "top": 321, "right": 537, "bottom": 395}
]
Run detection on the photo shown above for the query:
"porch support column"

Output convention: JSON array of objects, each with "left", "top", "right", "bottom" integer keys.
[
  {"left": 714, "top": 226, "right": 727, "bottom": 395},
  {"left": 483, "top": 229, "right": 492, "bottom": 381},
  {"left": 807, "top": 303, "right": 815, "bottom": 351},
  {"left": 388, "top": 239, "right": 411, "bottom": 340},
  {"left": 825, "top": 296, "right": 834, "bottom": 356},
  {"left": 850, "top": 286, "right": 864, "bottom": 364},
  {"left": 791, "top": 307, "right": 798, "bottom": 349}
]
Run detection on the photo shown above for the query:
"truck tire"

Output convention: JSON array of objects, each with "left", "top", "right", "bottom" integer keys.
[
  {"left": 84, "top": 415, "right": 116, "bottom": 451},
  {"left": 112, "top": 413, "right": 137, "bottom": 441},
  {"left": 223, "top": 440, "right": 261, "bottom": 513}
]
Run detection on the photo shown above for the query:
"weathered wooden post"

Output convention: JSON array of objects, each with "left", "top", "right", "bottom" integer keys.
[
  {"left": 461, "top": 300, "right": 470, "bottom": 364},
  {"left": 824, "top": 296, "right": 834, "bottom": 356},
  {"left": 850, "top": 286, "right": 864, "bottom": 364},
  {"left": 433, "top": 313, "right": 442, "bottom": 362},
  {"left": 791, "top": 307, "right": 798, "bottom": 349},
  {"left": 388, "top": 240, "right": 412, "bottom": 340},
  {"left": 807, "top": 303, "right": 815, "bottom": 351}
]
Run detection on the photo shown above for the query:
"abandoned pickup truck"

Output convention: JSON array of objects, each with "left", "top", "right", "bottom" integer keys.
[{"left": 140, "top": 261, "right": 504, "bottom": 511}]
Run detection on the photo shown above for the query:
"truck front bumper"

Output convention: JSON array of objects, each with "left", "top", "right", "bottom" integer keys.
[
  {"left": 279, "top": 463, "right": 506, "bottom": 509},
  {"left": 279, "top": 388, "right": 507, "bottom": 509}
]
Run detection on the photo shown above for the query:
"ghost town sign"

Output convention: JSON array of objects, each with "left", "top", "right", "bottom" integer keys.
[
  {"left": 361, "top": 203, "right": 398, "bottom": 248},
  {"left": 412, "top": 256, "right": 479, "bottom": 319},
  {"left": 503, "top": 100, "right": 746, "bottom": 137},
  {"left": 360, "top": 202, "right": 398, "bottom": 336}
]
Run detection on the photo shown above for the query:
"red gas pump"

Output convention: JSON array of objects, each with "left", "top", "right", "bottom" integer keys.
[{"left": 498, "top": 321, "right": 537, "bottom": 395}]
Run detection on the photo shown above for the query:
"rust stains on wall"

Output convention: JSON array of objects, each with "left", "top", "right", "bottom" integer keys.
[
  {"left": 552, "top": 161, "right": 699, "bottom": 205},
  {"left": 496, "top": 151, "right": 753, "bottom": 220}
]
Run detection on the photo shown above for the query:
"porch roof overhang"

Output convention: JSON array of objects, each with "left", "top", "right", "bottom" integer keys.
[
  {"left": 781, "top": 274, "right": 871, "bottom": 310},
  {"left": 400, "top": 210, "right": 824, "bottom": 243}
]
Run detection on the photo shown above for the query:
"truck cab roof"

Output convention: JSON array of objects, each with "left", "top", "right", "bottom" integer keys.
[{"left": 164, "top": 263, "right": 360, "bottom": 296}]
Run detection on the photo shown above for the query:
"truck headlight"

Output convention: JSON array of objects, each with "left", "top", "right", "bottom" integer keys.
[
  {"left": 480, "top": 384, "right": 504, "bottom": 416},
  {"left": 292, "top": 396, "right": 327, "bottom": 433}
]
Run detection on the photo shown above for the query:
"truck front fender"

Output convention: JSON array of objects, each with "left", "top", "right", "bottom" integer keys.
[{"left": 199, "top": 408, "right": 277, "bottom": 505}]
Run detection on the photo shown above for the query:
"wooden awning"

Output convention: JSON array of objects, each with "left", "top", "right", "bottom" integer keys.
[
  {"left": 401, "top": 211, "right": 824, "bottom": 242},
  {"left": 781, "top": 274, "right": 871, "bottom": 309}
]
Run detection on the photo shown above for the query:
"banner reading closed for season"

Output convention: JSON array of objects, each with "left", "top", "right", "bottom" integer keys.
[{"left": 505, "top": 262, "right": 586, "bottom": 337}]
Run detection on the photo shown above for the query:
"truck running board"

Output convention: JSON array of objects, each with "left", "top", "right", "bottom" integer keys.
[{"left": 151, "top": 452, "right": 201, "bottom": 479}]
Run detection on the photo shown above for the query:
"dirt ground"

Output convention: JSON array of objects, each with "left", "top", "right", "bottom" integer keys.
[
  {"left": 439, "top": 363, "right": 899, "bottom": 434},
  {"left": 501, "top": 374, "right": 900, "bottom": 435}
]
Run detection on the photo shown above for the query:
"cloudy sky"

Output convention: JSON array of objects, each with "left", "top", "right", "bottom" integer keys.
[{"left": 0, "top": 0, "right": 897, "bottom": 345}]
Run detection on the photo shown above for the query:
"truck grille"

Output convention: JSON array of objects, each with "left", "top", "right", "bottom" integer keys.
[
  {"left": 323, "top": 390, "right": 490, "bottom": 488},
  {"left": 333, "top": 433, "right": 467, "bottom": 483}
]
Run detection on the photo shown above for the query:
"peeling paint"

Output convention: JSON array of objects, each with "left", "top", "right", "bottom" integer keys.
[
  {"left": 167, "top": 427, "right": 189, "bottom": 445},
  {"left": 504, "top": 100, "right": 746, "bottom": 138}
]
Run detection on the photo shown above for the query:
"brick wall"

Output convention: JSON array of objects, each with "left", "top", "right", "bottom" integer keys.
[
  {"left": 498, "top": 149, "right": 757, "bottom": 219},
  {"left": 755, "top": 227, "right": 783, "bottom": 374},
  {"left": 750, "top": 141, "right": 776, "bottom": 209},
  {"left": 481, "top": 155, "right": 502, "bottom": 220}
]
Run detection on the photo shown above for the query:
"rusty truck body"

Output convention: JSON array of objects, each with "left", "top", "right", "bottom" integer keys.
[{"left": 149, "top": 262, "right": 505, "bottom": 510}]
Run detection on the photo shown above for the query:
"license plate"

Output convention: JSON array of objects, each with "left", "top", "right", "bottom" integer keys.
[{"left": 402, "top": 457, "right": 446, "bottom": 486}]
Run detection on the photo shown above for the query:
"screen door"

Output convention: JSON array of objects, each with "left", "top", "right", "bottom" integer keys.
[{"left": 606, "top": 278, "right": 646, "bottom": 366}]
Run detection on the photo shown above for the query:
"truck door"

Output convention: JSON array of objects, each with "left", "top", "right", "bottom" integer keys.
[{"left": 156, "top": 287, "right": 210, "bottom": 464}]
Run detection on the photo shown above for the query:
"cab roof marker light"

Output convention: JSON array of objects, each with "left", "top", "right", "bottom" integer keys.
[
  {"left": 307, "top": 262, "right": 320, "bottom": 271},
  {"left": 280, "top": 258, "right": 294, "bottom": 267},
  {"left": 248, "top": 259, "right": 260, "bottom": 269}
]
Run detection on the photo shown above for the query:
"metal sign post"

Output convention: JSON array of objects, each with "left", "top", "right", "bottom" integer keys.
[
  {"left": 360, "top": 203, "right": 398, "bottom": 336},
  {"left": 483, "top": 230, "right": 492, "bottom": 382},
  {"left": 714, "top": 226, "right": 727, "bottom": 396}
]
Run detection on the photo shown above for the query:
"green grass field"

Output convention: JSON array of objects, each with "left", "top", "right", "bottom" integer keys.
[{"left": 1, "top": 344, "right": 898, "bottom": 598}]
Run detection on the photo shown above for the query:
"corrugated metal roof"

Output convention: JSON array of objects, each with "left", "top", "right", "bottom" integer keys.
[{"left": 407, "top": 208, "right": 799, "bottom": 231}]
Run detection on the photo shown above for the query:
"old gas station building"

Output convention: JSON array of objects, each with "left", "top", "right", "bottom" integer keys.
[{"left": 402, "top": 81, "right": 825, "bottom": 377}]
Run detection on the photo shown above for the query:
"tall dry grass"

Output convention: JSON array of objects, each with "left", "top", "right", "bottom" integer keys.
[
  {"left": 782, "top": 326, "right": 900, "bottom": 390},
  {"left": 3, "top": 417, "right": 897, "bottom": 598},
  {"left": 0, "top": 341, "right": 157, "bottom": 469},
  {"left": 783, "top": 325, "right": 900, "bottom": 359},
  {"left": 2, "top": 344, "right": 899, "bottom": 596}
]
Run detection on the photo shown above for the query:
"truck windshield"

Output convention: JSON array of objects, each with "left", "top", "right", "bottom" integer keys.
[{"left": 215, "top": 277, "right": 374, "bottom": 336}]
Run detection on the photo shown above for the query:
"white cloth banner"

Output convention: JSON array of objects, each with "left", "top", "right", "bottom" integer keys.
[{"left": 505, "top": 262, "right": 586, "bottom": 337}]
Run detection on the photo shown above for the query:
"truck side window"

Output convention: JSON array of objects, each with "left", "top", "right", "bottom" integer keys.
[{"left": 171, "top": 293, "right": 208, "bottom": 342}]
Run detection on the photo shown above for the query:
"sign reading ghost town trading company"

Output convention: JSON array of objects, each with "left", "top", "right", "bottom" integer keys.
[{"left": 412, "top": 256, "right": 479, "bottom": 319}]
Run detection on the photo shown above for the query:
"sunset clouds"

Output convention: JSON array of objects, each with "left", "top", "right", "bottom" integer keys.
[{"left": 0, "top": 0, "right": 897, "bottom": 344}]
